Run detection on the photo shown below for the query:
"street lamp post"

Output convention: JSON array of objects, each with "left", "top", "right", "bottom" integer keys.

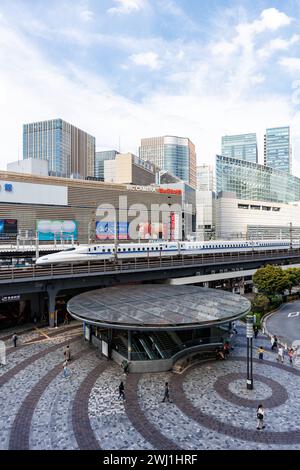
[{"left": 246, "top": 315, "right": 254, "bottom": 390}]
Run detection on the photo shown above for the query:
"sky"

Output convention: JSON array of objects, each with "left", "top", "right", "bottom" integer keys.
[{"left": 1, "top": 0, "right": 300, "bottom": 174}]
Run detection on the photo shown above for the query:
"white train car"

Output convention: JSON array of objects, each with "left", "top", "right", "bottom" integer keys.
[{"left": 35, "top": 239, "right": 298, "bottom": 266}]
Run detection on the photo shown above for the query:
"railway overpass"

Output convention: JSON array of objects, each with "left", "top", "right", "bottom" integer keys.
[{"left": 1, "top": 247, "right": 300, "bottom": 327}]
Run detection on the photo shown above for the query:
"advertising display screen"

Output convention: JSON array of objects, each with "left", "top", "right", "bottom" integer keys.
[
  {"left": 37, "top": 220, "right": 78, "bottom": 241},
  {"left": 137, "top": 222, "right": 169, "bottom": 240},
  {"left": 95, "top": 222, "right": 129, "bottom": 240},
  {"left": 0, "top": 219, "right": 18, "bottom": 240}
]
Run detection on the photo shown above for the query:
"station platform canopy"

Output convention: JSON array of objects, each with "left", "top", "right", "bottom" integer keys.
[{"left": 67, "top": 285, "right": 251, "bottom": 331}]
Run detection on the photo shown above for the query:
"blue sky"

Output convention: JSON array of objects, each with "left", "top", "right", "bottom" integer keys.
[{"left": 1, "top": 0, "right": 300, "bottom": 173}]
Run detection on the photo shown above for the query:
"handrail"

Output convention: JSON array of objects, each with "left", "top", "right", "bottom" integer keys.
[{"left": 0, "top": 248, "right": 299, "bottom": 282}]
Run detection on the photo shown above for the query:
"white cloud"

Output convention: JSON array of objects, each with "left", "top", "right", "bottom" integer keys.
[
  {"left": 80, "top": 9, "right": 94, "bottom": 22},
  {"left": 108, "top": 0, "right": 147, "bottom": 15},
  {"left": 279, "top": 57, "right": 300, "bottom": 72},
  {"left": 237, "top": 7, "right": 292, "bottom": 38},
  {"left": 258, "top": 34, "right": 300, "bottom": 59},
  {"left": 130, "top": 52, "right": 161, "bottom": 70}
]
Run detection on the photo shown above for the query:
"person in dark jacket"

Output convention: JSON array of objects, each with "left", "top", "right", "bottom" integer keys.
[
  {"left": 118, "top": 381, "right": 125, "bottom": 400},
  {"left": 162, "top": 382, "right": 171, "bottom": 403}
]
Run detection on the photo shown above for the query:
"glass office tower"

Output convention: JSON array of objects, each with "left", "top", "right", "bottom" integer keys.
[
  {"left": 94, "top": 150, "right": 119, "bottom": 180},
  {"left": 23, "top": 119, "right": 95, "bottom": 179},
  {"left": 264, "top": 127, "right": 291, "bottom": 173},
  {"left": 139, "top": 136, "right": 196, "bottom": 188},
  {"left": 216, "top": 155, "right": 300, "bottom": 203},
  {"left": 221, "top": 133, "right": 258, "bottom": 163},
  {"left": 196, "top": 164, "right": 214, "bottom": 191}
]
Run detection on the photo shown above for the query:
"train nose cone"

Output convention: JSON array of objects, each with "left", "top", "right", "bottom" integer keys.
[{"left": 36, "top": 257, "right": 48, "bottom": 265}]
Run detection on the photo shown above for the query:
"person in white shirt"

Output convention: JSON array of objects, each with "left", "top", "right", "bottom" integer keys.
[
  {"left": 277, "top": 346, "right": 284, "bottom": 364},
  {"left": 256, "top": 404, "right": 265, "bottom": 430}
]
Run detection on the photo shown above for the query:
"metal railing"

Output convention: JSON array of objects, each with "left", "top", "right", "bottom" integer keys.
[
  {"left": 124, "top": 335, "right": 227, "bottom": 361},
  {"left": 0, "top": 248, "right": 299, "bottom": 282}
]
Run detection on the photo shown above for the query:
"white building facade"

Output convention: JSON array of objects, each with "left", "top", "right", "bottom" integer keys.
[{"left": 215, "top": 192, "right": 300, "bottom": 240}]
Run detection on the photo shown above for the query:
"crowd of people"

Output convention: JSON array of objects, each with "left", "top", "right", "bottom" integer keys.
[{"left": 256, "top": 333, "right": 298, "bottom": 366}]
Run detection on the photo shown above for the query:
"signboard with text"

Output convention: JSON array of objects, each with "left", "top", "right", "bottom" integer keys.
[
  {"left": 0, "top": 219, "right": 18, "bottom": 240},
  {"left": 37, "top": 220, "right": 78, "bottom": 241}
]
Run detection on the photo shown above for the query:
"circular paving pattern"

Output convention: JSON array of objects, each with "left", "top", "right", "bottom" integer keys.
[
  {"left": 2, "top": 321, "right": 300, "bottom": 450},
  {"left": 228, "top": 378, "right": 272, "bottom": 400},
  {"left": 172, "top": 356, "right": 300, "bottom": 444},
  {"left": 215, "top": 372, "right": 288, "bottom": 409}
]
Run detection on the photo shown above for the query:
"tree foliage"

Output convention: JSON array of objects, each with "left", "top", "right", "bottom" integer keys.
[
  {"left": 251, "top": 294, "right": 270, "bottom": 313},
  {"left": 253, "top": 265, "right": 293, "bottom": 297}
]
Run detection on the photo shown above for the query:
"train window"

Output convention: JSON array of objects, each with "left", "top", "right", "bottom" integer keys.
[
  {"left": 137, "top": 248, "right": 140, "bottom": 251},
  {"left": 108, "top": 249, "right": 111, "bottom": 252},
  {"left": 118, "top": 248, "right": 121, "bottom": 252},
  {"left": 156, "top": 247, "right": 159, "bottom": 250},
  {"left": 94, "top": 247, "right": 97, "bottom": 251},
  {"left": 151, "top": 247, "right": 154, "bottom": 250},
  {"left": 123, "top": 248, "right": 126, "bottom": 252},
  {"left": 142, "top": 247, "right": 145, "bottom": 251},
  {"left": 160, "top": 247, "right": 163, "bottom": 250},
  {"left": 102, "top": 249, "right": 106, "bottom": 252},
  {"left": 88, "top": 248, "right": 91, "bottom": 252},
  {"left": 128, "top": 248, "right": 131, "bottom": 251}
]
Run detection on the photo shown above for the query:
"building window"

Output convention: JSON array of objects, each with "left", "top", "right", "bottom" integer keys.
[{"left": 238, "top": 204, "right": 249, "bottom": 209}]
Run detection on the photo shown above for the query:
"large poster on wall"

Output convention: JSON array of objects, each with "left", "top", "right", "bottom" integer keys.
[
  {"left": 0, "top": 219, "right": 18, "bottom": 240},
  {"left": 137, "top": 222, "right": 169, "bottom": 240},
  {"left": 37, "top": 220, "right": 78, "bottom": 241},
  {"left": 95, "top": 221, "right": 129, "bottom": 240}
]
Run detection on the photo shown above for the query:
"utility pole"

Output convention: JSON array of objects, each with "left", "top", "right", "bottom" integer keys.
[{"left": 246, "top": 315, "right": 254, "bottom": 390}]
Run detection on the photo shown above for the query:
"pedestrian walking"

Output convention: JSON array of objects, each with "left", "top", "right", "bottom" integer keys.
[
  {"left": 288, "top": 348, "right": 294, "bottom": 365},
  {"left": 270, "top": 336, "right": 275, "bottom": 349},
  {"left": 254, "top": 326, "right": 259, "bottom": 339},
  {"left": 63, "top": 360, "right": 71, "bottom": 378},
  {"left": 121, "top": 360, "right": 129, "bottom": 375},
  {"left": 256, "top": 404, "right": 265, "bottom": 430},
  {"left": 12, "top": 333, "right": 18, "bottom": 348},
  {"left": 272, "top": 335, "right": 278, "bottom": 351},
  {"left": 64, "top": 345, "right": 71, "bottom": 362},
  {"left": 223, "top": 342, "right": 230, "bottom": 359},
  {"left": 162, "top": 382, "right": 171, "bottom": 403},
  {"left": 231, "top": 322, "right": 238, "bottom": 334},
  {"left": 0, "top": 340, "right": 6, "bottom": 366},
  {"left": 258, "top": 346, "right": 264, "bottom": 360},
  {"left": 277, "top": 345, "right": 284, "bottom": 364},
  {"left": 118, "top": 381, "right": 125, "bottom": 400}
]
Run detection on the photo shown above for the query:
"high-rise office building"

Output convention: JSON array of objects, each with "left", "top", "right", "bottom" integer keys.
[
  {"left": 221, "top": 133, "right": 258, "bottom": 163},
  {"left": 139, "top": 136, "right": 196, "bottom": 188},
  {"left": 95, "top": 150, "right": 119, "bottom": 180},
  {"left": 196, "top": 164, "right": 214, "bottom": 191},
  {"left": 23, "top": 119, "right": 95, "bottom": 179},
  {"left": 264, "top": 126, "right": 291, "bottom": 173},
  {"left": 216, "top": 155, "right": 300, "bottom": 204}
]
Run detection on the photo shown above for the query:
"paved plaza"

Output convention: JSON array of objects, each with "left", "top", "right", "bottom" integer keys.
[{"left": 0, "top": 321, "right": 300, "bottom": 450}]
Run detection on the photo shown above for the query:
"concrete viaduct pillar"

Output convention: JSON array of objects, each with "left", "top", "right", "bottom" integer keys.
[{"left": 47, "top": 286, "right": 59, "bottom": 328}]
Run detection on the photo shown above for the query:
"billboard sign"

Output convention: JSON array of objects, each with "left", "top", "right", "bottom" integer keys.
[
  {"left": 95, "top": 221, "right": 129, "bottom": 240},
  {"left": 0, "top": 180, "right": 68, "bottom": 206},
  {"left": 37, "top": 220, "right": 78, "bottom": 241},
  {"left": 137, "top": 222, "right": 169, "bottom": 240},
  {"left": 0, "top": 219, "right": 18, "bottom": 240}
]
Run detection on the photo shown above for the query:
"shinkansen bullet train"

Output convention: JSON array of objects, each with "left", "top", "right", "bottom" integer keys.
[{"left": 35, "top": 239, "right": 300, "bottom": 265}]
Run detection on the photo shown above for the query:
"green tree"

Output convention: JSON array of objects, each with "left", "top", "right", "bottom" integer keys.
[
  {"left": 251, "top": 294, "right": 270, "bottom": 313},
  {"left": 285, "top": 268, "right": 300, "bottom": 294},
  {"left": 253, "top": 265, "right": 291, "bottom": 297}
]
